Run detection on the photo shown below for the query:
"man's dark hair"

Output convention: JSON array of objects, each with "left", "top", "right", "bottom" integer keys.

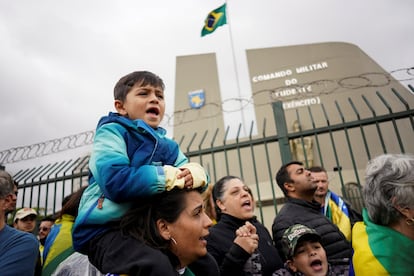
[
  {"left": 41, "top": 216, "right": 55, "bottom": 223},
  {"left": 276, "top": 161, "right": 303, "bottom": 196},
  {"left": 308, "top": 166, "right": 326, "bottom": 173}
]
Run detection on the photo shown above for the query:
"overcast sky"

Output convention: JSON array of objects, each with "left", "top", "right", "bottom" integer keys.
[{"left": 1, "top": 0, "right": 413, "bottom": 156}]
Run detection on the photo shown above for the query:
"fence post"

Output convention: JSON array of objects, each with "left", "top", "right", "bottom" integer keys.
[{"left": 272, "top": 101, "right": 292, "bottom": 164}]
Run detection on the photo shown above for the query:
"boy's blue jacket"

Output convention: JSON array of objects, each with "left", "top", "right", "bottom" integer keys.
[{"left": 72, "top": 112, "right": 189, "bottom": 253}]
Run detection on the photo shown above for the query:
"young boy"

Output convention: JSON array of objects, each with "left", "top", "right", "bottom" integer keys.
[
  {"left": 72, "top": 71, "right": 209, "bottom": 272},
  {"left": 273, "top": 224, "right": 348, "bottom": 276}
]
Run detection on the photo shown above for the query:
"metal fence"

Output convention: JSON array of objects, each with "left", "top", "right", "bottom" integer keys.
[{"left": 8, "top": 85, "right": 414, "bottom": 228}]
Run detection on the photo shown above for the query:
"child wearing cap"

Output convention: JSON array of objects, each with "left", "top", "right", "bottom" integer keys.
[{"left": 272, "top": 224, "right": 348, "bottom": 276}]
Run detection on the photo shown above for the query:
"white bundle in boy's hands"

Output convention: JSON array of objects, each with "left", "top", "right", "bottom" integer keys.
[{"left": 164, "top": 162, "right": 208, "bottom": 191}]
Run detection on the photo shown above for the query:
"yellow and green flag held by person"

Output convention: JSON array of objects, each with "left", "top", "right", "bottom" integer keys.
[
  {"left": 324, "top": 191, "right": 352, "bottom": 241},
  {"left": 350, "top": 209, "right": 414, "bottom": 275},
  {"left": 42, "top": 214, "right": 76, "bottom": 275},
  {"left": 201, "top": 3, "right": 227, "bottom": 37}
]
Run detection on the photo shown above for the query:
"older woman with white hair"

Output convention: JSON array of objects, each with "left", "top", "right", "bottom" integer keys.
[{"left": 350, "top": 153, "right": 414, "bottom": 275}]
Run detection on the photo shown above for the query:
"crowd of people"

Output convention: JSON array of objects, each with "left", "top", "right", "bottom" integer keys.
[{"left": 1, "top": 70, "right": 413, "bottom": 276}]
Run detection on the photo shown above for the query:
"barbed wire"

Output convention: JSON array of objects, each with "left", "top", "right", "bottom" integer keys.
[
  {"left": 1, "top": 67, "right": 412, "bottom": 164},
  {"left": 164, "top": 67, "right": 413, "bottom": 126},
  {"left": 0, "top": 131, "right": 94, "bottom": 165}
]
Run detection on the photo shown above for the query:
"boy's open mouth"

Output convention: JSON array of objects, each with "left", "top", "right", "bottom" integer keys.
[
  {"left": 146, "top": 107, "right": 159, "bottom": 115},
  {"left": 310, "top": 259, "right": 323, "bottom": 270}
]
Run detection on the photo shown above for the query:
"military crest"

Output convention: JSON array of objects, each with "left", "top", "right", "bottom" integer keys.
[{"left": 188, "top": 90, "right": 205, "bottom": 109}]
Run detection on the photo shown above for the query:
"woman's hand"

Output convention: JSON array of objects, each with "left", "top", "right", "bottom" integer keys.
[{"left": 234, "top": 221, "right": 259, "bottom": 254}]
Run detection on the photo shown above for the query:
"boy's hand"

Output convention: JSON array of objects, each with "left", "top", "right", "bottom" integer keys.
[
  {"left": 164, "top": 163, "right": 206, "bottom": 191},
  {"left": 177, "top": 168, "right": 193, "bottom": 189}
]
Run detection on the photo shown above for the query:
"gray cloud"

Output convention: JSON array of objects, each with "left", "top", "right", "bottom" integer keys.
[{"left": 1, "top": 0, "right": 413, "bottom": 155}]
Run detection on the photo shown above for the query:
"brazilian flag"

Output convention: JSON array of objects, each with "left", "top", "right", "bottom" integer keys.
[
  {"left": 201, "top": 3, "right": 227, "bottom": 37},
  {"left": 350, "top": 209, "right": 414, "bottom": 275}
]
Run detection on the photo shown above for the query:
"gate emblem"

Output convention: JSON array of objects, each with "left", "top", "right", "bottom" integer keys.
[{"left": 188, "top": 90, "right": 205, "bottom": 109}]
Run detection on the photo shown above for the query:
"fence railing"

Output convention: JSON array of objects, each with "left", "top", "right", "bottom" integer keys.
[{"left": 6, "top": 86, "right": 414, "bottom": 228}]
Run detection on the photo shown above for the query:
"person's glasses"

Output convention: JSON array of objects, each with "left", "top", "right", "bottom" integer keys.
[{"left": 39, "top": 227, "right": 50, "bottom": 231}]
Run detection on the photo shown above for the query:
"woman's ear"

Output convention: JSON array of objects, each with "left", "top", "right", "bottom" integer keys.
[
  {"left": 394, "top": 204, "right": 411, "bottom": 219},
  {"left": 392, "top": 197, "right": 410, "bottom": 218},
  {"left": 156, "top": 219, "right": 170, "bottom": 241},
  {"left": 216, "top": 199, "right": 226, "bottom": 212},
  {"left": 114, "top": 100, "right": 127, "bottom": 116}
]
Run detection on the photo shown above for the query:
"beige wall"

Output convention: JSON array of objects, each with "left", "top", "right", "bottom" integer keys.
[
  {"left": 246, "top": 42, "right": 414, "bottom": 170},
  {"left": 246, "top": 42, "right": 412, "bottom": 134},
  {"left": 174, "top": 53, "right": 225, "bottom": 143}
]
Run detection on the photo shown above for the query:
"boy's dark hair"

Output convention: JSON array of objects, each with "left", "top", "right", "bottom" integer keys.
[
  {"left": 114, "top": 71, "right": 165, "bottom": 101},
  {"left": 276, "top": 161, "right": 303, "bottom": 196}
]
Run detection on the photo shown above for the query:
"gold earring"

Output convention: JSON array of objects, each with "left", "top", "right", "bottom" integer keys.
[{"left": 406, "top": 218, "right": 414, "bottom": 226}]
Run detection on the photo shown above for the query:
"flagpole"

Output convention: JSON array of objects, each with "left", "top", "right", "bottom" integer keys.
[{"left": 224, "top": 0, "right": 247, "bottom": 136}]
